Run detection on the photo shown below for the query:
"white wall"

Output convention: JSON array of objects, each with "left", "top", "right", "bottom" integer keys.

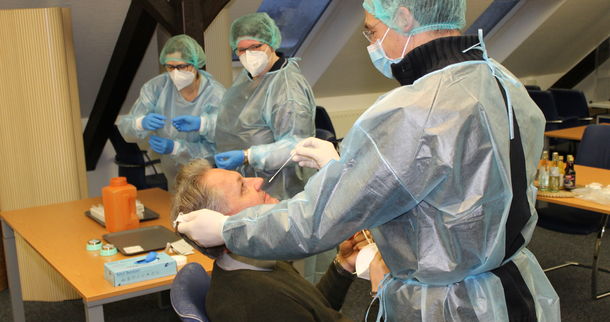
[{"left": 316, "top": 92, "right": 387, "bottom": 138}]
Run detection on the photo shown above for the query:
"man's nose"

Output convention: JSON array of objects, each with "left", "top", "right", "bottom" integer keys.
[{"left": 248, "top": 177, "right": 264, "bottom": 191}]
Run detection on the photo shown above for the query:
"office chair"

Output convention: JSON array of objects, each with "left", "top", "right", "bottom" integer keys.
[
  {"left": 536, "top": 125, "right": 610, "bottom": 299},
  {"left": 549, "top": 88, "right": 594, "bottom": 125},
  {"left": 315, "top": 106, "right": 341, "bottom": 147},
  {"left": 527, "top": 90, "right": 578, "bottom": 131},
  {"left": 170, "top": 262, "right": 211, "bottom": 322},
  {"left": 108, "top": 125, "right": 168, "bottom": 191},
  {"left": 528, "top": 90, "right": 578, "bottom": 154}
]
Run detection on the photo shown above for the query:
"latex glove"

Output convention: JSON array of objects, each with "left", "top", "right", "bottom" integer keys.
[
  {"left": 175, "top": 209, "right": 228, "bottom": 247},
  {"left": 172, "top": 115, "right": 201, "bottom": 132},
  {"left": 142, "top": 113, "right": 167, "bottom": 130},
  {"left": 292, "top": 137, "right": 339, "bottom": 169},
  {"left": 215, "top": 150, "right": 245, "bottom": 170},
  {"left": 149, "top": 135, "right": 174, "bottom": 154}
]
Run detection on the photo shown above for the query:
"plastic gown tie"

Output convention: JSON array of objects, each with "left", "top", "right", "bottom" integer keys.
[
  {"left": 463, "top": 29, "right": 519, "bottom": 140},
  {"left": 365, "top": 272, "right": 392, "bottom": 322}
]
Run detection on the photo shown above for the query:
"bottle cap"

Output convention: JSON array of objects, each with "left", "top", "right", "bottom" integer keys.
[
  {"left": 86, "top": 239, "right": 102, "bottom": 251},
  {"left": 100, "top": 244, "right": 118, "bottom": 256},
  {"left": 109, "top": 177, "right": 127, "bottom": 186}
]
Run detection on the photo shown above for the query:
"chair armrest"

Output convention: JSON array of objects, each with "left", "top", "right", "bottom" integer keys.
[{"left": 546, "top": 120, "right": 564, "bottom": 124}]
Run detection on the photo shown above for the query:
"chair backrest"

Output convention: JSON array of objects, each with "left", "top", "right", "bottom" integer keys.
[
  {"left": 527, "top": 90, "right": 560, "bottom": 121},
  {"left": 108, "top": 125, "right": 146, "bottom": 166},
  {"left": 170, "top": 262, "right": 211, "bottom": 322},
  {"left": 315, "top": 106, "right": 336, "bottom": 138},
  {"left": 108, "top": 125, "right": 149, "bottom": 189},
  {"left": 108, "top": 125, "right": 167, "bottom": 190},
  {"left": 576, "top": 125, "right": 610, "bottom": 169},
  {"left": 549, "top": 88, "right": 590, "bottom": 118}
]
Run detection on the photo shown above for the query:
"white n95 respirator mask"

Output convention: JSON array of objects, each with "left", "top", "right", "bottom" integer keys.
[
  {"left": 169, "top": 69, "right": 195, "bottom": 91},
  {"left": 239, "top": 50, "right": 269, "bottom": 77}
]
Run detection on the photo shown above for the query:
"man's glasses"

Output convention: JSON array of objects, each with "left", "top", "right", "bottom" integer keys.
[
  {"left": 362, "top": 20, "right": 383, "bottom": 43},
  {"left": 164, "top": 63, "right": 192, "bottom": 71},
  {"left": 234, "top": 43, "right": 265, "bottom": 55}
]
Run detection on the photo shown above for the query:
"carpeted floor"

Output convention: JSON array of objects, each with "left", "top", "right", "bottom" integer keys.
[{"left": 1, "top": 225, "right": 609, "bottom": 321}]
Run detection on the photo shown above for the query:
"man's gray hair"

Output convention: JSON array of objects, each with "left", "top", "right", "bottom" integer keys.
[
  {"left": 171, "top": 159, "right": 228, "bottom": 259},
  {"left": 171, "top": 159, "right": 227, "bottom": 222}
]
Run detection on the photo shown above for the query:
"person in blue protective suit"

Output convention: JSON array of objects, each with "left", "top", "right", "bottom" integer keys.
[
  {"left": 213, "top": 12, "right": 316, "bottom": 201},
  {"left": 118, "top": 34, "right": 225, "bottom": 191},
  {"left": 176, "top": 1, "right": 561, "bottom": 321}
]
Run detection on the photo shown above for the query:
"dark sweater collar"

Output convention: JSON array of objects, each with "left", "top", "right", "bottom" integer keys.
[
  {"left": 270, "top": 51, "right": 286, "bottom": 72},
  {"left": 391, "top": 35, "right": 482, "bottom": 86}
]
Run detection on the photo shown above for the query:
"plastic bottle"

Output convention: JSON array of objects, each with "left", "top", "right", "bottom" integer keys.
[
  {"left": 564, "top": 155, "right": 576, "bottom": 189},
  {"left": 102, "top": 177, "right": 139, "bottom": 232}
]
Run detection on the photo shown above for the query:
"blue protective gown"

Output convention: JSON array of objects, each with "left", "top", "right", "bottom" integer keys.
[
  {"left": 118, "top": 70, "right": 225, "bottom": 190},
  {"left": 220, "top": 36, "right": 560, "bottom": 321},
  {"left": 214, "top": 57, "right": 316, "bottom": 200}
]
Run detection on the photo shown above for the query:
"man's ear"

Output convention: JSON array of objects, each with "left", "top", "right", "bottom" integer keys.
[{"left": 395, "top": 7, "right": 416, "bottom": 34}]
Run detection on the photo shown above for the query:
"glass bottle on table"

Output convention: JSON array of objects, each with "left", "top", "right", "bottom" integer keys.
[
  {"left": 564, "top": 154, "right": 576, "bottom": 189},
  {"left": 549, "top": 166, "right": 560, "bottom": 192},
  {"left": 548, "top": 152, "right": 560, "bottom": 192},
  {"left": 537, "top": 151, "right": 549, "bottom": 190},
  {"left": 558, "top": 155, "right": 565, "bottom": 189}
]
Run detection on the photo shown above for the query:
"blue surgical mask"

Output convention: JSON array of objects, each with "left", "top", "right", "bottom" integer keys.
[{"left": 367, "top": 28, "right": 411, "bottom": 79}]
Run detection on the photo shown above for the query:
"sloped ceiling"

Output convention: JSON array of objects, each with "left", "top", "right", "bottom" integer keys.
[
  {"left": 502, "top": 0, "right": 610, "bottom": 78},
  {"left": 226, "top": 0, "right": 609, "bottom": 98},
  {"left": 312, "top": 0, "right": 492, "bottom": 97}
]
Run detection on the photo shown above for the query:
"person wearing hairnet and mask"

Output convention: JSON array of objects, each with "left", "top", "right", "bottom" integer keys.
[
  {"left": 177, "top": 1, "right": 560, "bottom": 321},
  {"left": 118, "top": 34, "right": 225, "bottom": 191},
  {"left": 213, "top": 12, "right": 316, "bottom": 200},
  {"left": 214, "top": 12, "right": 331, "bottom": 283}
]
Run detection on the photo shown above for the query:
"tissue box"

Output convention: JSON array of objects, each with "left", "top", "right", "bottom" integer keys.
[{"left": 104, "top": 252, "right": 177, "bottom": 286}]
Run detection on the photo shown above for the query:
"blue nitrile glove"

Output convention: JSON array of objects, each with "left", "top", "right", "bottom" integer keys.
[
  {"left": 149, "top": 135, "right": 174, "bottom": 154},
  {"left": 215, "top": 150, "right": 245, "bottom": 170},
  {"left": 142, "top": 113, "right": 167, "bottom": 130},
  {"left": 172, "top": 115, "right": 201, "bottom": 132}
]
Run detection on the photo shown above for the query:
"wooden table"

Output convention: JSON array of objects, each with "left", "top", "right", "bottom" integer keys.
[
  {"left": 537, "top": 165, "right": 610, "bottom": 214},
  {"left": 1, "top": 188, "right": 214, "bottom": 322},
  {"left": 536, "top": 165, "right": 610, "bottom": 299},
  {"left": 544, "top": 125, "right": 589, "bottom": 141},
  {"left": 544, "top": 124, "right": 610, "bottom": 142}
]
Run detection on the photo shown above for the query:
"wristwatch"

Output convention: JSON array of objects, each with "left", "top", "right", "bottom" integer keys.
[
  {"left": 333, "top": 257, "right": 356, "bottom": 279},
  {"left": 243, "top": 149, "right": 249, "bottom": 165}
]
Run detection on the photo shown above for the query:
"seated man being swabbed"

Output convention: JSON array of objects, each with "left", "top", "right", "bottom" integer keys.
[{"left": 171, "top": 159, "right": 383, "bottom": 322}]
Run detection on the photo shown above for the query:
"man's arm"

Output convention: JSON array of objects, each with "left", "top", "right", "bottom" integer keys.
[
  {"left": 315, "top": 233, "right": 368, "bottom": 310},
  {"left": 223, "top": 121, "right": 420, "bottom": 259}
]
